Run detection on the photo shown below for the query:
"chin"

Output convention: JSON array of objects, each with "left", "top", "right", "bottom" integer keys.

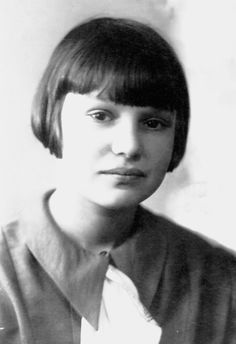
[
  {"left": 91, "top": 189, "right": 151, "bottom": 210},
  {"left": 84, "top": 178, "right": 163, "bottom": 209}
]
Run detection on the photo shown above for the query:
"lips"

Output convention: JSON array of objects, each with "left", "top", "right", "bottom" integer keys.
[{"left": 99, "top": 167, "right": 146, "bottom": 177}]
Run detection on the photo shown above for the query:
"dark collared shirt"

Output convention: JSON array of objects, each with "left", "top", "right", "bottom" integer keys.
[{"left": 0, "top": 190, "right": 236, "bottom": 343}]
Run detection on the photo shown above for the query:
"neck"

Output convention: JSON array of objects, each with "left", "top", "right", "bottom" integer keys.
[{"left": 48, "top": 188, "right": 138, "bottom": 254}]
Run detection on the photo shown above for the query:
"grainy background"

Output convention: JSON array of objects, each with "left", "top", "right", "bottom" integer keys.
[{"left": 0, "top": 0, "right": 236, "bottom": 250}]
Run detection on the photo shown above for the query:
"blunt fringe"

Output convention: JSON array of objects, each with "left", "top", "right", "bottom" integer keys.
[{"left": 31, "top": 17, "right": 190, "bottom": 172}]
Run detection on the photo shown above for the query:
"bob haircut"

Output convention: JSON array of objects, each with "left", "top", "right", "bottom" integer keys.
[{"left": 31, "top": 17, "right": 190, "bottom": 172}]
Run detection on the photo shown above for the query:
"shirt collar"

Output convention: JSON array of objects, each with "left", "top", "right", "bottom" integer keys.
[{"left": 21, "top": 190, "right": 167, "bottom": 330}]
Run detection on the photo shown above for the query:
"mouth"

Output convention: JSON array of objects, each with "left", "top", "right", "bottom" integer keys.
[{"left": 99, "top": 168, "right": 146, "bottom": 179}]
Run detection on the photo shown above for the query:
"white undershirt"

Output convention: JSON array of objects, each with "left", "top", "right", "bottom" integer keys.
[{"left": 81, "top": 264, "right": 162, "bottom": 344}]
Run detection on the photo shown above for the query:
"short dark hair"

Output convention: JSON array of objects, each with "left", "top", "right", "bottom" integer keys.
[{"left": 31, "top": 17, "right": 190, "bottom": 172}]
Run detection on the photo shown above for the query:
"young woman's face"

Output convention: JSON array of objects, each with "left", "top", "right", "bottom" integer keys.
[{"left": 59, "top": 92, "right": 176, "bottom": 209}]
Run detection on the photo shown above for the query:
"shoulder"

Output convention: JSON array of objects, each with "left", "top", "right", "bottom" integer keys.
[
  {"left": 139, "top": 205, "right": 236, "bottom": 278},
  {"left": 0, "top": 221, "right": 25, "bottom": 325},
  {"left": 0, "top": 219, "right": 25, "bottom": 257},
  {"left": 139, "top": 207, "right": 236, "bottom": 334},
  {"left": 0, "top": 220, "right": 26, "bottom": 284}
]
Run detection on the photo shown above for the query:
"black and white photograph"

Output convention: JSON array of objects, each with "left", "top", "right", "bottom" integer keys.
[{"left": 0, "top": 1, "right": 236, "bottom": 343}]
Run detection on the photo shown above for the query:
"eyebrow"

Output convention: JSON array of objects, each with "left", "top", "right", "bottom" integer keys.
[{"left": 139, "top": 108, "right": 176, "bottom": 120}]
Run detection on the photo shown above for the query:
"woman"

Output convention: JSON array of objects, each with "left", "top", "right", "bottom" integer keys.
[{"left": 0, "top": 17, "right": 235, "bottom": 344}]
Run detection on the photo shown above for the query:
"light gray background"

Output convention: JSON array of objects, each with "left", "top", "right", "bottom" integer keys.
[{"left": 0, "top": 0, "right": 236, "bottom": 250}]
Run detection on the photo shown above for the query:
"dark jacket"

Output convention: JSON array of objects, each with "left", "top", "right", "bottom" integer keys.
[{"left": 0, "top": 190, "right": 236, "bottom": 343}]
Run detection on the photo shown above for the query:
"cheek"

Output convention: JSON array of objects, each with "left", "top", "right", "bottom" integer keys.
[
  {"left": 143, "top": 140, "right": 174, "bottom": 199},
  {"left": 148, "top": 135, "right": 175, "bottom": 170},
  {"left": 62, "top": 128, "right": 106, "bottom": 171}
]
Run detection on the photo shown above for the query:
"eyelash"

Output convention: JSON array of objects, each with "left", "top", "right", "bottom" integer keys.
[
  {"left": 88, "top": 111, "right": 112, "bottom": 122},
  {"left": 142, "top": 118, "right": 169, "bottom": 131},
  {"left": 87, "top": 111, "right": 170, "bottom": 131}
]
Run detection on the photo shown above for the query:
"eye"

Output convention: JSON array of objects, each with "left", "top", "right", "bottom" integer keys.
[
  {"left": 88, "top": 110, "right": 112, "bottom": 122},
  {"left": 142, "top": 118, "right": 167, "bottom": 131}
]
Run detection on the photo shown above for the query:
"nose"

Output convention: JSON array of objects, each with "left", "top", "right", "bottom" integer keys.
[{"left": 111, "top": 118, "right": 142, "bottom": 160}]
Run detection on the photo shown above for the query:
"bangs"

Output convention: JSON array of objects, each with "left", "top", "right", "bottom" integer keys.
[{"left": 55, "top": 26, "right": 183, "bottom": 110}]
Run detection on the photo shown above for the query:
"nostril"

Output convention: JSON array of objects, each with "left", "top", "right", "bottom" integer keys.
[
  {"left": 111, "top": 138, "right": 142, "bottom": 159},
  {"left": 112, "top": 146, "right": 142, "bottom": 161},
  {"left": 111, "top": 119, "right": 142, "bottom": 158}
]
